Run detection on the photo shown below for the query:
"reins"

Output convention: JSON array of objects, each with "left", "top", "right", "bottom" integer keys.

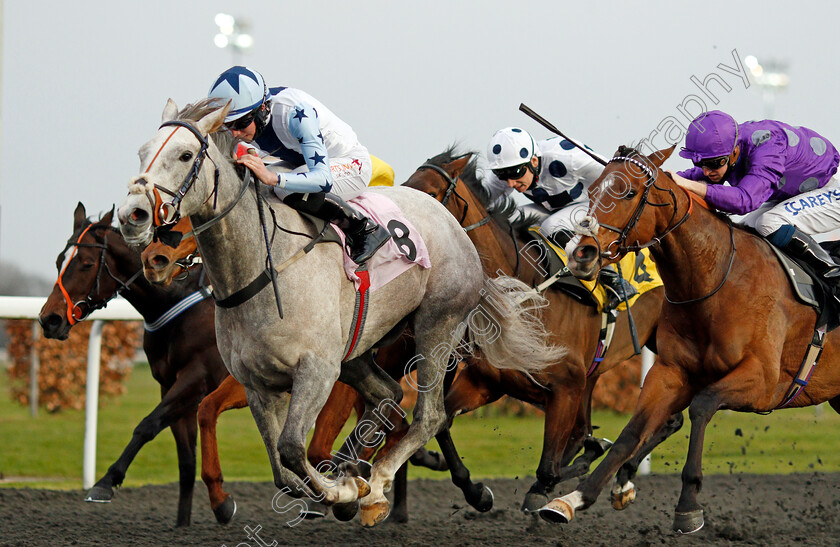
[{"left": 417, "top": 163, "right": 490, "bottom": 231}]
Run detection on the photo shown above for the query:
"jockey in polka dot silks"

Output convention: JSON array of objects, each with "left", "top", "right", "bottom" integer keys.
[
  {"left": 669, "top": 110, "right": 840, "bottom": 281},
  {"left": 208, "top": 66, "right": 390, "bottom": 264},
  {"left": 483, "top": 127, "right": 635, "bottom": 310}
]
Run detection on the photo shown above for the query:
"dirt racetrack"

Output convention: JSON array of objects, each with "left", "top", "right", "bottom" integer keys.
[{"left": 2, "top": 473, "right": 840, "bottom": 546}]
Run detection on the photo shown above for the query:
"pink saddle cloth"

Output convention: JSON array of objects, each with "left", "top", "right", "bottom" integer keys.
[{"left": 335, "top": 192, "right": 431, "bottom": 291}]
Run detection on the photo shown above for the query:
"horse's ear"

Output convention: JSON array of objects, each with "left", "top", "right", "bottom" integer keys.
[
  {"left": 162, "top": 99, "right": 179, "bottom": 124},
  {"left": 99, "top": 206, "right": 115, "bottom": 227},
  {"left": 647, "top": 145, "right": 676, "bottom": 168},
  {"left": 196, "top": 100, "right": 230, "bottom": 136},
  {"left": 73, "top": 202, "right": 86, "bottom": 230},
  {"left": 442, "top": 154, "right": 472, "bottom": 179}
]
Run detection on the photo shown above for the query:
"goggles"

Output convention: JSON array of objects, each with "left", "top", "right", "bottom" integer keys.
[
  {"left": 493, "top": 163, "right": 529, "bottom": 181},
  {"left": 226, "top": 110, "right": 257, "bottom": 131},
  {"left": 693, "top": 155, "right": 730, "bottom": 170}
]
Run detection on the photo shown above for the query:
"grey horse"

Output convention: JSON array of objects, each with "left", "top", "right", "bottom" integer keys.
[{"left": 117, "top": 98, "right": 565, "bottom": 526}]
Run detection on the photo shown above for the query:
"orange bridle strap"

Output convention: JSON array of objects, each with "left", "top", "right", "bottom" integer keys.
[{"left": 57, "top": 224, "right": 94, "bottom": 326}]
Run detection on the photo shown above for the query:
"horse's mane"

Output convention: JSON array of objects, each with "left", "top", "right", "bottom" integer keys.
[
  {"left": 177, "top": 98, "right": 240, "bottom": 159},
  {"left": 423, "top": 145, "right": 524, "bottom": 231}
]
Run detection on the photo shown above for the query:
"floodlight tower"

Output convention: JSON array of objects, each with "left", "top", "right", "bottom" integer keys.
[
  {"left": 213, "top": 13, "right": 253, "bottom": 65},
  {"left": 744, "top": 55, "right": 789, "bottom": 119}
]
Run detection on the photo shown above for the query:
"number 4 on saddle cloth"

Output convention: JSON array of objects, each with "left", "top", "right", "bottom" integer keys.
[{"left": 525, "top": 226, "right": 663, "bottom": 314}]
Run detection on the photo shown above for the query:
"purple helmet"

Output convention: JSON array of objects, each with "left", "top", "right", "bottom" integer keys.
[{"left": 679, "top": 110, "right": 739, "bottom": 162}]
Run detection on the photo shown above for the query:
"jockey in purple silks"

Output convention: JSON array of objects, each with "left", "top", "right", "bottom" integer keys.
[
  {"left": 669, "top": 110, "right": 840, "bottom": 281},
  {"left": 208, "top": 66, "right": 390, "bottom": 264}
]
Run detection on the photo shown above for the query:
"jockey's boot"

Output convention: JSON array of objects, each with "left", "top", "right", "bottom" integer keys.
[
  {"left": 599, "top": 267, "right": 637, "bottom": 312},
  {"left": 297, "top": 193, "right": 391, "bottom": 264},
  {"left": 783, "top": 228, "right": 840, "bottom": 280}
]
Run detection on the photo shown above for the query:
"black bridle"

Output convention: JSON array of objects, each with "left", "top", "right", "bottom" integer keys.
[
  {"left": 585, "top": 155, "right": 736, "bottom": 305},
  {"left": 58, "top": 226, "right": 143, "bottom": 323},
  {"left": 417, "top": 163, "right": 490, "bottom": 232}
]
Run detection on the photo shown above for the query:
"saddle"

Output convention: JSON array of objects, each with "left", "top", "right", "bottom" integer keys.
[{"left": 766, "top": 241, "right": 840, "bottom": 332}]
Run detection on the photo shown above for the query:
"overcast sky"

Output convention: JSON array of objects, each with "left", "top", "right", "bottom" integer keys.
[{"left": 2, "top": 1, "right": 840, "bottom": 285}]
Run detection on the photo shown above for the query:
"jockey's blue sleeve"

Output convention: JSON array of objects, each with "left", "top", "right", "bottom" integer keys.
[{"left": 276, "top": 102, "right": 333, "bottom": 193}]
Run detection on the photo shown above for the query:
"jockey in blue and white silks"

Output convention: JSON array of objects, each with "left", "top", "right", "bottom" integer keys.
[
  {"left": 670, "top": 110, "right": 840, "bottom": 280},
  {"left": 208, "top": 66, "right": 389, "bottom": 264},
  {"left": 483, "top": 127, "right": 634, "bottom": 309}
]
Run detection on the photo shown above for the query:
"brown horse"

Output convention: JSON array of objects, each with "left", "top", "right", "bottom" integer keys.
[
  {"left": 39, "top": 203, "right": 225, "bottom": 527},
  {"left": 540, "top": 144, "right": 840, "bottom": 533},
  {"left": 141, "top": 219, "right": 446, "bottom": 524},
  {"left": 404, "top": 147, "right": 682, "bottom": 512}
]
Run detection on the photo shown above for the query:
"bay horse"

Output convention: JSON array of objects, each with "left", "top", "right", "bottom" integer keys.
[
  {"left": 540, "top": 144, "right": 840, "bottom": 533},
  {"left": 142, "top": 219, "right": 447, "bottom": 524},
  {"left": 404, "top": 147, "right": 683, "bottom": 512},
  {"left": 39, "top": 203, "right": 225, "bottom": 527},
  {"left": 117, "top": 98, "right": 564, "bottom": 526}
]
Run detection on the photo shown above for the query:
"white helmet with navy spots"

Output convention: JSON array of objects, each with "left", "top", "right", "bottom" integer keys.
[
  {"left": 487, "top": 127, "right": 539, "bottom": 170},
  {"left": 208, "top": 66, "right": 269, "bottom": 123}
]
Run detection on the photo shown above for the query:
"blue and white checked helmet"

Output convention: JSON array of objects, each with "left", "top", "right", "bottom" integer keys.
[
  {"left": 487, "top": 127, "right": 538, "bottom": 170},
  {"left": 208, "top": 66, "right": 269, "bottom": 123}
]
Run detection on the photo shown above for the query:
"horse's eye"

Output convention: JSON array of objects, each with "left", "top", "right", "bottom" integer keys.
[
  {"left": 180, "top": 151, "right": 193, "bottom": 162},
  {"left": 79, "top": 260, "right": 95, "bottom": 271},
  {"left": 624, "top": 190, "right": 638, "bottom": 200}
]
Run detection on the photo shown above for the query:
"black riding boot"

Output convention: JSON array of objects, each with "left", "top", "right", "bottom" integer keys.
[
  {"left": 599, "top": 267, "right": 637, "bottom": 312},
  {"left": 285, "top": 192, "right": 391, "bottom": 264},
  {"left": 782, "top": 228, "right": 840, "bottom": 279}
]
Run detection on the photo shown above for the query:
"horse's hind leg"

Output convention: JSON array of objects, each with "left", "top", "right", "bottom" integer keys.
[
  {"left": 170, "top": 413, "right": 198, "bottom": 527},
  {"left": 612, "top": 411, "right": 684, "bottom": 511},
  {"left": 197, "top": 375, "right": 248, "bottom": 524},
  {"left": 435, "top": 425, "right": 495, "bottom": 512}
]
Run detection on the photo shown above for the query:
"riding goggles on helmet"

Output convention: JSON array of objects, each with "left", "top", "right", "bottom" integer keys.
[
  {"left": 493, "top": 163, "right": 529, "bottom": 181},
  {"left": 692, "top": 155, "right": 729, "bottom": 170},
  {"left": 226, "top": 109, "right": 257, "bottom": 131}
]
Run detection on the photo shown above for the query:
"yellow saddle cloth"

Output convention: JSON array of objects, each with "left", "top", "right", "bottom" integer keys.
[{"left": 528, "top": 227, "right": 663, "bottom": 313}]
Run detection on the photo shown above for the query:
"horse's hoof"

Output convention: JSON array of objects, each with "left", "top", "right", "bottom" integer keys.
[
  {"left": 673, "top": 509, "right": 704, "bottom": 534},
  {"left": 85, "top": 485, "right": 114, "bottom": 503},
  {"left": 469, "top": 483, "right": 494, "bottom": 513},
  {"left": 521, "top": 492, "right": 549, "bottom": 514},
  {"left": 332, "top": 500, "right": 359, "bottom": 522},
  {"left": 360, "top": 500, "right": 390, "bottom": 527},
  {"left": 611, "top": 482, "right": 636, "bottom": 511},
  {"left": 300, "top": 500, "right": 328, "bottom": 520},
  {"left": 538, "top": 498, "right": 574, "bottom": 524},
  {"left": 354, "top": 476, "right": 371, "bottom": 499},
  {"left": 213, "top": 496, "right": 237, "bottom": 524},
  {"left": 386, "top": 508, "right": 408, "bottom": 524}
]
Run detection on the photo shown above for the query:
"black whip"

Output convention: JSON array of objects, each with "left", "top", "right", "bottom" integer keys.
[{"left": 519, "top": 103, "right": 608, "bottom": 166}]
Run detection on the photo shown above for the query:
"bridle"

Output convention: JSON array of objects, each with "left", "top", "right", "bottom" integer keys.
[
  {"left": 147, "top": 119, "right": 250, "bottom": 239},
  {"left": 586, "top": 155, "right": 693, "bottom": 260},
  {"left": 57, "top": 224, "right": 143, "bottom": 325},
  {"left": 417, "top": 162, "right": 491, "bottom": 232},
  {"left": 582, "top": 154, "right": 736, "bottom": 305},
  {"left": 150, "top": 120, "right": 220, "bottom": 228}
]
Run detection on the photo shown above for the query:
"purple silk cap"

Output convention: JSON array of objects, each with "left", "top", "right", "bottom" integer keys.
[{"left": 679, "top": 110, "right": 738, "bottom": 162}]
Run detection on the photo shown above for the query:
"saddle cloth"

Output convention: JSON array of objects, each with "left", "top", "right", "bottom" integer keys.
[
  {"left": 526, "top": 227, "right": 663, "bottom": 313},
  {"left": 335, "top": 192, "right": 431, "bottom": 291}
]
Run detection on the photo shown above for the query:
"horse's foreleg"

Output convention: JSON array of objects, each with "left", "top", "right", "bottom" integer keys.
[
  {"left": 197, "top": 375, "right": 248, "bottom": 524},
  {"left": 435, "top": 424, "right": 495, "bottom": 512},
  {"left": 307, "top": 382, "right": 360, "bottom": 467},
  {"left": 674, "top": 355, "right": 770, "bottom": 534},
  {"left": 170, "top": 414, "right": 198, "bottom": 527},
  {"left": 523, "top": 380, "right": 584, "bottom": 514},
  {"left": 557, "top": 375, "right": 598, "bottom": 469},
  {"left": 85, "top": 365, "right": 204, "bottom": 509},
  {"left": 539, "top": 361, "right": 693, "bottom": 525},
  {"left": 612, "top": 411, "right": 684, "bottom": 511}
]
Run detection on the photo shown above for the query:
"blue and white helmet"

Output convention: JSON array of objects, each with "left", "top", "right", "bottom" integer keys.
[
  {"left": 208, "top": 66, "right": 269, "bottom": 122},
  {"left": 486, "top": 127, "right": 538, "bottom": 170}
]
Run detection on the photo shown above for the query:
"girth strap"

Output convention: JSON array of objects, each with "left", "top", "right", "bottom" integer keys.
[{"left": 214, "top": 268, "right": 271, "bottom": 309}]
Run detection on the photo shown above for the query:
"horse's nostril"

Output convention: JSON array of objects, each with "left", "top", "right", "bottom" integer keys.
[
  {"left": 130, "top": 208, "right": 150, "bottom": 223},
  {"left": 151, "top": 255, "right": 170, "bottom": 268}
]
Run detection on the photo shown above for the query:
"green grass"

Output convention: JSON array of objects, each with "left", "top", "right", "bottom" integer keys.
[{"left": 1, "top": 362, "right": 839, "bottom": 490}]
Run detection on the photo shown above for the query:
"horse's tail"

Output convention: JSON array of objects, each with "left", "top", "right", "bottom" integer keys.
[{"left": 465, "top": 275, "right": 566, "bottom": 377}]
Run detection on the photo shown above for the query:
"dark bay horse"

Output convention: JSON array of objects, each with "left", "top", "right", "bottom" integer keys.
[
  {"left": 39, "top": 203, "right": 225, "bottom": 527},
  {"left": 541, "top": 144, "right": 840, "bottom": 533},
  {"left": 404, "top": 147, "right": 682, "bottom": 512}
]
